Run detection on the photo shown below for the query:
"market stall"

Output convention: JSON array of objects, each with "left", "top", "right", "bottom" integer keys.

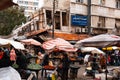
[{"left": 75, "top": 34, "right": 120, "bottom": 80}]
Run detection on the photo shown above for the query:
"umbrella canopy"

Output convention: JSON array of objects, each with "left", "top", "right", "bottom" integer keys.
[
  {"left": 42, "top": 38, "right": 77, "bottom": 52},
  {"left": 75, "top": 34, "right": 120, "bottom": 48},
  {"left": 20, "top": 39, "right": 41, "bottom": 46},
  {"left": 81, "top": 47, "right": 105, "bottom": 55},
  {"left": 0, "top": 38, "right": 25, "bottom": 50}
]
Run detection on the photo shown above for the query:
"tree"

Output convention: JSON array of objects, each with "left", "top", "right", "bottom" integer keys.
[{"left": 0, "top": 6, "right": 26, "bottom": 35}]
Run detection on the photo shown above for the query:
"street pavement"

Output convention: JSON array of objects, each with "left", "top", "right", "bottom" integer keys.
[
  {"left": 22, "top": 64, "right": 116, "bottom": 80},
  {"left": 37, "top": 64, "right": 94, "bottom": 80}
]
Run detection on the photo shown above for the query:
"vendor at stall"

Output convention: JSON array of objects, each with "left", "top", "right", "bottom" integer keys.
[
  {"left": 0, "top": 47, "right": 14, "bottom": 68},
  {"left": 41, "top": 49, "right": 52, "bottom": 77},
  {"left": 16, "top": 49, "right": 37, "bottom": 80},
  {"left": 57, "top": 51, "right": 70, "bottom": 80}
]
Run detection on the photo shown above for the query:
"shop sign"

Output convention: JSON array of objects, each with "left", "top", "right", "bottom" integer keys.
[{"left": 71, "top": 15, "right": 87, "bottom": 26}]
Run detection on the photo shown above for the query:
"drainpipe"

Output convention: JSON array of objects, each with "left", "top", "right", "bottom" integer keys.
[{"left": 87, "top": 0, "right": 91, "bottom": 35}]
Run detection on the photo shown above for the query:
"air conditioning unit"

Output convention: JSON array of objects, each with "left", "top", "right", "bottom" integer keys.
[
  {"left": 75, "top": 28, "right": 81, "bottom": 33},
  {"left": 82, "top": 28, "right": 86, "bottom": 32},
  {"left": 97, "top": 21, "right": 102, "bottom": 27}
]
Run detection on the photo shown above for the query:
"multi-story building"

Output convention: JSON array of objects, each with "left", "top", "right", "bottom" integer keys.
[
  {"left": 17, "top": 0, "right": 120, "bottom": 41},
  {"left": 17, "top": 0, "right": 43, "bottom": 17}
]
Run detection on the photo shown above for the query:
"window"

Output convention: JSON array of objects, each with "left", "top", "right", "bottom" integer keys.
[
  {"left": 98, "top": 17, "right": 105, "bottom": 27},
  {"left": 116, "top": 0, "right": 120, "bottom": 8},
  {"left": 115, "top": 19, "right": 120, "bottom": 28},
  {"left": 99, "top": 0, "right": 105, "bottom": 5},
  {"left": 24, "top": 1, "right": 28, "bottom": 5},
  {"left": 46, "top": 10, "right": 52, "bottom": 26},
  {"left": 76, "top": 0, "right": 83, "bottom": 3},
  {"left": 34, "top": 2, "right": 38, "bottom": 6},
  {"left": 62, "top": 12, "right": 68, "bottom": 26}
]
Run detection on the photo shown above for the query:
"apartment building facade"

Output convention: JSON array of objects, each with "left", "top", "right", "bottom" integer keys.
[
  {"left": 17, "top": 0, "right": 120, "bottom": 37},
  {"left": 39, "top": 0, "right": 120, "bottom": 35},
  {"left": 17, "top": 0, "right": 42, "bottom": 17}
]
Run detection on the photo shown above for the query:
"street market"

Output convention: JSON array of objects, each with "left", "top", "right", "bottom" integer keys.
[
  {"left": 1, "top": 0, "right": 120, "bottom": 80},
  {"left": 0, "top": 35, "right": 119, "bottom": 80}
]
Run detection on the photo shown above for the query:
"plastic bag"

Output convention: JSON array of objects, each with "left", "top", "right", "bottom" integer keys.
[{"left": 0, "top": 66, "right": 21, "bottom": 80}]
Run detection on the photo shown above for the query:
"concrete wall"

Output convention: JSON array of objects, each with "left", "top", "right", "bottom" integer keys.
[
  {"left": 70, "top": 3, "right": 87, "bottom": 15},
  {"left": 90, "top": 0, "right": 120, "bottom": 30},
  {"left": 91, "top": 16, "right": 99, "bottom": 28},
  {"left": 105, "top": 0, "right": 116, "bottom": 8},
  {"left": 91, "top": 16, "right": 115, "bottom": 29},
  {"left": 115, "top": 9, "right": 120, "bottom": 18},
  {"left": 91, "top": 5, "right": 115, "bottom": 18},
  {"left": 92, "top": 0, "right": 115, "bottom": 8},
  {"left": 71, "top": 0, "right": 87, "bottom": 4},
  {"left": 43, "top": 0, "right": 70, "bottom": 10},
  {"left": 70, "top": 0, "right": 87, "bottom": 14},
  {"left": 105, "top": 18, "right": 115, "bottom": 29}
]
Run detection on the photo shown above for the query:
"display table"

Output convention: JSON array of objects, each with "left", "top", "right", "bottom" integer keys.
[
  {"left": 27, "top": 63, "right": 42, "bottom": 79},
  {"left": 42, "top": 65, "right": 56, "bottom": 78},
  {"left": 70, "top": 57, "right": 83, "bottom": 65},
  {"left": 95, "top": 73, "right": 113, "bottom": 80},
  {"left": 108, "top": 67, "right": 120, "bottom": 79}
]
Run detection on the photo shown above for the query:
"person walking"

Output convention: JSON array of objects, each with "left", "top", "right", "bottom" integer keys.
[
  {"left": 99, "top": 55, "right": 106, "bottom": 69},
  {"left": 57, "top": 51, "right": 70, "bottom": 80},
  {"left": 41, "top": 50, "right": 52, "bottom": 78}
]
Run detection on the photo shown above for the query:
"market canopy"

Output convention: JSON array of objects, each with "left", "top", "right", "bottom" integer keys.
[
  {"left": 0, "top": 38, "right": 25, "bottom": 50},
  {"left": 102, "top": 46, "right": 120, "bottom": 51},
  {"left": 81, "top": 47, "right": 105, "bottom": 55},
  {"left": 20, "top": 39, "right": 41, "bottom": 46},
  {"left": 75, "top": 34, "right": 120, "bottom": 48},
  {"left": 42, "top": 38, "right": 77, "bottom": 52}
]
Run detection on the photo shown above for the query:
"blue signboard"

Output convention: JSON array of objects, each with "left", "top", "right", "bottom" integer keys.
[{"left": 71, "top": 15, "right": 87, "bottom": 26}]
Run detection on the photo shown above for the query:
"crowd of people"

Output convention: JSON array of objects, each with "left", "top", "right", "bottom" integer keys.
[
  {"left": 82, "top": 49, "right": 120, "bottom": 79},
  {"left": 1, "top": 44, "right": 120, "bottom": 80},
  {"left": 0, "top": 44, "right": 73, "bottom": 80}
]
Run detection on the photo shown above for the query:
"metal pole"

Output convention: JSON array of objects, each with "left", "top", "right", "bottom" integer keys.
[
  {"left": 87, "top": 0, "right": 91, "bottom": 35},
  {"left": 103, "top": 48, "right": 108, "bottom": 80},
  {"left": 52, "top": 0, "right": 55, "bottom": 38},
  {"left": 105, "top": 50, "right": 108, "bottom": 80}
]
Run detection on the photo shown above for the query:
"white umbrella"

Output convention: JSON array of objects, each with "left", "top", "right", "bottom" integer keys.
[
  {"left": 75, "top": 34, "right": 120, "bottom": 48},
  {"left": 81, "top": 47, "right": 105, "bottom": 55},
  {"left": 20, "top": 39, "right": 41, "bottom": 46},
  {"left": 0, "top": 38, "right": 25, "bottom": 50}
]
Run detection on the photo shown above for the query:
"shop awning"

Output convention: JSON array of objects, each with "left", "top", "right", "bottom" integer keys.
[{"left": 48, "top": 31, "right": 89, "bottom": 41}]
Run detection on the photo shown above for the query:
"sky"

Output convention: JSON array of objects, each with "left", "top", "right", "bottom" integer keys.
[{"left": 13, "top": 0, "right": 17, "bottom": 3}]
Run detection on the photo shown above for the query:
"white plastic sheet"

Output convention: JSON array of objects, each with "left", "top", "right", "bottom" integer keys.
[
  {"left": 0, "top": 38, "right": 25, "bottom": 50},
  {"left": 0, "top": 66, "right": 21, "bottom": 80}
]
